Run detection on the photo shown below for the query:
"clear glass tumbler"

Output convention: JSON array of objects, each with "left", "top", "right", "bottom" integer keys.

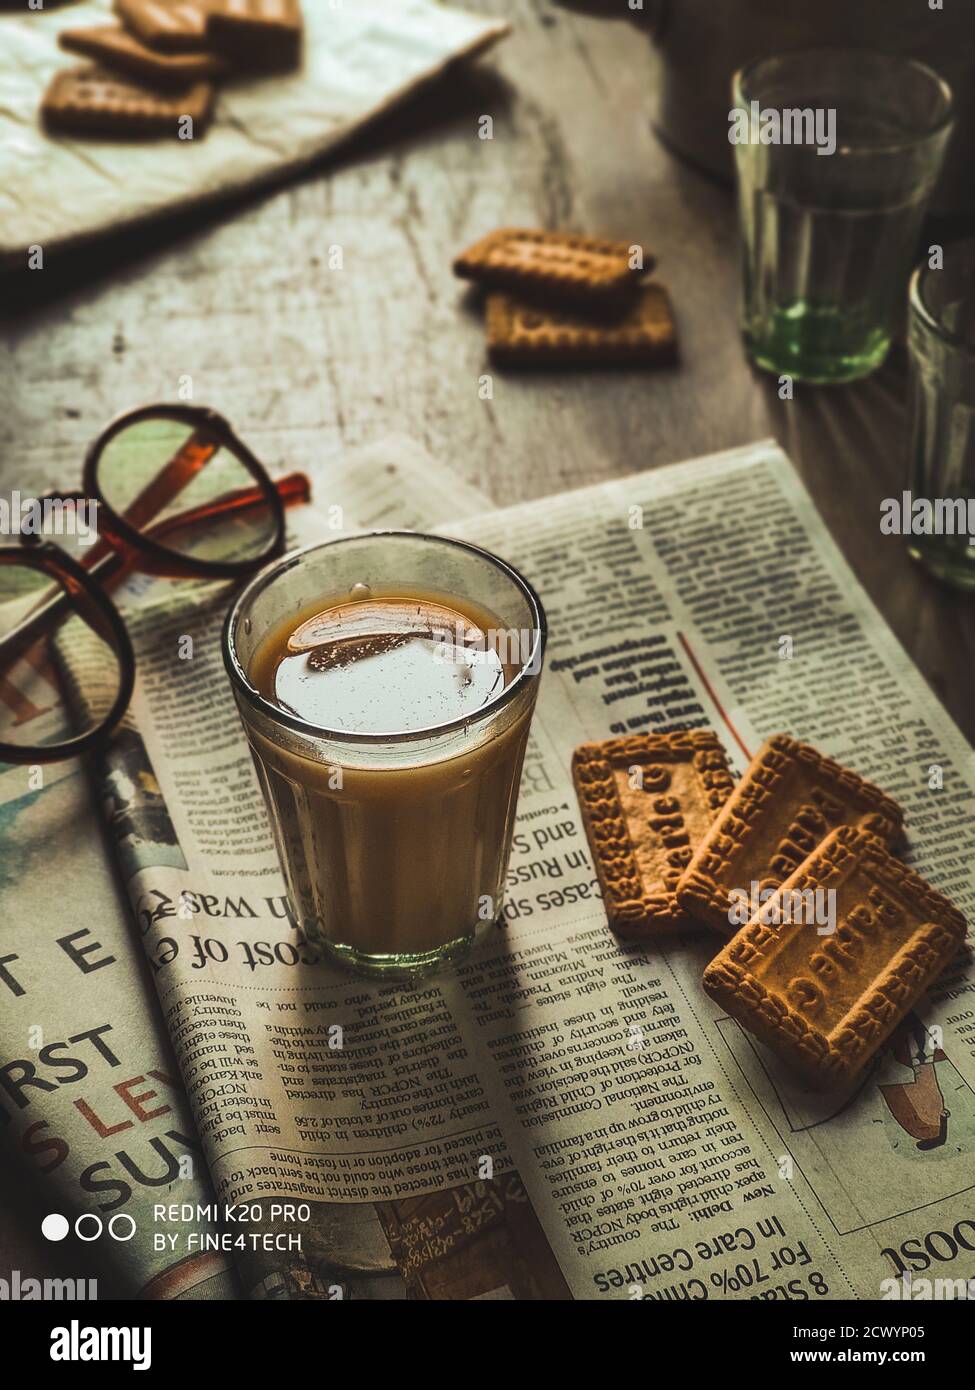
[
  {"left": 907, "top": 240, "right": 975, "bottom": 590},
  {"left": 733, "top": 48, "right": 954, "bottom": 384},
  {"left": 222, "top": 531, "right": 546, "bottom": 981}
]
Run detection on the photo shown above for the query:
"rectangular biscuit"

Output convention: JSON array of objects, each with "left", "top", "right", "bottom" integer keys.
[
  {"left": 486, "top": 283, "right": 678, "bottom": 368},
  {"left": 114, "top": 0, "right": 212, "bottom": 51},
  {"left": 701, "top": 825, "right": 967, "bottom": 1089},
  {"left": 59, "top": 25, "right": 230, "bottom": 88},
  {"left": 572, "top": 729, "right": 735, "bottom": 938},
  {"left": 42, "top": 66, "right": 214, "bottom": 139},
  {"left": 454, "top": 228, "right": 653, "bottom": 305},
  {"left": 677, "top": 734, "right": 903, "bottom": 936},
  {"left": 206, "top": 0, "right": 303, "bottom": 70}
]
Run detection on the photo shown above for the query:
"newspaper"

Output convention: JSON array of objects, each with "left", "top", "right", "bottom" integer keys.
[
  {"left": 442, "top": 443, "right": 975, "bottom": 1300},
  {"left": 12, "top": 435, "right": 975, "bottom": 1300},
  {"left": 0, "top": 438, "right": 488, "bottom": 1300},
  {"left": 0, "top": 684, "right": 238, "bottom": 1299}
]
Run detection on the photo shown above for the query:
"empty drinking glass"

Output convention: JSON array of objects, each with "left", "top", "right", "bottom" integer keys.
[
  {"left": 733, "top": 49, "right": 954, "bottom": 384},
  {"left": 907, "top": 239, "right": 975, "bottom": 590}
]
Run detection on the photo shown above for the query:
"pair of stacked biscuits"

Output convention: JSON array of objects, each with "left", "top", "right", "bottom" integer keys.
[
  {"left": 453, "top": 228, "right": 679, "bottom": 368},
  {"left": 572, "top": 730, "right": 967, "bottom": 1090},
  {"left": 42, "top": 0, "right": 303, "bottom": 141}
]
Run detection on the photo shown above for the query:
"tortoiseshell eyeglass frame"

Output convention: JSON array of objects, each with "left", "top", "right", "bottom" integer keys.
[{"left": 0, "top": 403, "right": 309, "bottom": 764}]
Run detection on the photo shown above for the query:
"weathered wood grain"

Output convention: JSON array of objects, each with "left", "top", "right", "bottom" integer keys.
[{"left": 0, "top": 0, "right": 972, "bottom": 744}]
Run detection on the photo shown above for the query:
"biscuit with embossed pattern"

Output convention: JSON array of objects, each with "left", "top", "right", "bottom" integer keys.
[
  {"left": 702, "top": 825, "right": 966, "bottom": 1088},
  {"left": 207, "top": 0, "right": 303, "bottom": 70},
  {"left": 42, "top": 66, "right": 214, "bottom": 138},
  {"left": 486, "top": 284, "right": 677, "bottom": 368},
  {"left": 677, "top": 734, "right": 903, "bottom": 936},
  {"left": 114, "top": 0, "right": 212, "bottom": 51},
  {"left": 572, "top": 729, "right": 735, "bottom": 938},
  {"left": 59, "top": 25, "right": 230, "bottom": 88},
  {"left": 454, "top": 227, "right": 652, "bottom": 304}
]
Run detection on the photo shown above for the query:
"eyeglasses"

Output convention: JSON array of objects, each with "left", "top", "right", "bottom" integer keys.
[{"left": 0, "top": 403, "right": 310, "bottom": 764}]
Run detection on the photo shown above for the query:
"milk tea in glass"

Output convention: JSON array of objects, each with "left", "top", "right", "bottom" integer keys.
[{"left": 223, "top": 532, "right": 546, "bottom": 980}]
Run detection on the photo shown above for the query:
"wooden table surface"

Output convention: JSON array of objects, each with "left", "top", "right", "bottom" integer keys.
[{"left": 1, "top": 0, "right": 973, "bottom": 745}]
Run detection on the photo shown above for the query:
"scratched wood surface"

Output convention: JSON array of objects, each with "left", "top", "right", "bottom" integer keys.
[{"left": 0, "top": 0, "right": 973, "bottom": 754}]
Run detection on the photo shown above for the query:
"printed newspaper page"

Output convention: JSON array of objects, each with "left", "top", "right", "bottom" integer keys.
[
  {"left": 59, "top": 437, "right": 975, "bottom": 1300},
  {"left": 0, "top": 436, "right": 489, "bottom": 1301},
  {"left": 0, "top": 650, "right": 237, "bottom": 1300},
  {"left": 59, "top": 440, "right": 571, "bottom": 1299},
  {"left": 440, "top": 439, "right": 975, "bottom": 1301}
]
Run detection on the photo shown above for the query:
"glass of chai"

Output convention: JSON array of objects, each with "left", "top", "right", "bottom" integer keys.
[{"left": 222, "top": 531, "right": 546, "bottom": 980}]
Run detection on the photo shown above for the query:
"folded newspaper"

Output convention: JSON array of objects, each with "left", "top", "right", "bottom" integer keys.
[{"left": 3, "top": 435, "right": 974, "bottom": 1300}]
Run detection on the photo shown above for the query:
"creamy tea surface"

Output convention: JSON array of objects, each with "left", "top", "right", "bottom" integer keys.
[
  {"left": 245, "top": 584, "right": 532, "bottom": 962},
  {"left": 256, "top": 592, "right": 515, "bottom": 735}
]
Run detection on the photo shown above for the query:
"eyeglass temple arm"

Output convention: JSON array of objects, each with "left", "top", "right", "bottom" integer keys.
[
  {"left": 100, "top": 470, "right": 311, "bottom": 591},
  {"left": 76, "top": 431, "right": 220, "bottom": 575},
  {"left": 118, "top": 430, "right": 220, "bottom": 531},
  {"left": 0, "top": 470, "right": 311, "bottom": 674},
  {"left": 141, "top": 471, "right": 311, "bottom": 550},
  {"left": 0, "top": 561, "right": 120, "bottom": 677},
  {"left": 79, "top": 427, "right": 308, "bottom": 571}
]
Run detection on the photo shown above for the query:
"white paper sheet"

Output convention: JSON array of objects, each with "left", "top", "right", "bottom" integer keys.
[{"left": 0, "top": 0, "right": 508, "bottom": 265}]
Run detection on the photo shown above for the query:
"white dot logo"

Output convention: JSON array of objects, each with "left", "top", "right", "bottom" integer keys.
[
  {"left": 41, "top": 1212, "right": 137, "bottom": 1242},
  {"left": 41, "top": 1213, "right": 70, "bottom": 1242},
  {"left": 109, "top": 1213, "right": 137, "bottom": 1242},
  {"left": 76, "top": 1214, "right": 102, "bottom": 1242}
]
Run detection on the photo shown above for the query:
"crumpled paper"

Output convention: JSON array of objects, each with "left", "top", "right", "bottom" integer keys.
[{"left": 0, "top": 0, "right": 509, "bottom": 266}]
